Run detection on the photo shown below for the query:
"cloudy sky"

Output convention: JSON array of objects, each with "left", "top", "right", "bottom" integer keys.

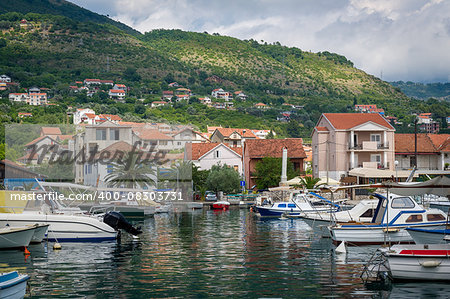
[{"left": 70, "top": 0, "right": 450, "bottom": 83}]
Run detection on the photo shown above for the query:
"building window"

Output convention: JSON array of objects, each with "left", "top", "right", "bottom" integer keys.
[
  {"left": 96, "top": 129, "right": 106, "bottom": 140},
  {"left": 215, "top": 150, "right": 220, "bottom": 158},
  {"left": 371, "top": 154, "right": 381, "bottom": 164},
  {"left": 177, "top": 142, "right": 182, "bottom": 146},
  {"left": 410, "top": 156, "right": 416, "bottom": 168},
  {"left": 160, "top": 141, "right": 168, "bottom": 146},
  {"left": 110, "top": 129, "right": 120, "bottom": 140},
  {"left": 370, "top": 134, "right": 381, "bottom": 144}
]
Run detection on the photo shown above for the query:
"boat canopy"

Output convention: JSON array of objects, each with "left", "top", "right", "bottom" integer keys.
[{"left": 381, "top": 175, "right": 450, "bottom": 197}]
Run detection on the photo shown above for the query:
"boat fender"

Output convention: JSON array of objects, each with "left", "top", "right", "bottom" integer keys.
[
  {"left": 420, "top": 260, "right": 441, "bottom": 267},
  {"left": 104, "top": 211, "right": 143, "bottom": 236},
  {"left": 53, "top": 243, "right": 62, "bottom": 250},
  {"left": 335, "top": 241, "right": 346, "bottom": 254}
]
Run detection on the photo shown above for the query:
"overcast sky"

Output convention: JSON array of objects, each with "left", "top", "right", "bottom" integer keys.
[{"left": 70, "top": 0, "right": 450, "bottom": 83}]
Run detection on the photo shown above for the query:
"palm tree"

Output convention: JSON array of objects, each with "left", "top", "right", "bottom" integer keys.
[
  {"left": 105, "top": 152, "right": 156, "bottom": 189},
  {"left": 296, "top": 176, "right": 325, "bottom": 190}
]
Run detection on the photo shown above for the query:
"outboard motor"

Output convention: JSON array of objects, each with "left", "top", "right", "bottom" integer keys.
[{"left": 104, "top": 211, "right": 142, "bottom": 236}]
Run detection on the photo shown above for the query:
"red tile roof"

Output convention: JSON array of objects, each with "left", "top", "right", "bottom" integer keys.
[
  {"left": 395, "top": 134, "right": 438, "bottom": 153},
  {"left": 323, "top": 113, "right": 394, "bottom": 130},
  {"left": 98, "top": 114, "right": 122, "bottom": 121},
  {"left": 315, "top": 126, "right": 329, "bottom": 132},
  {"left": 133, "top": 128, "right": 173, "bottom": 140},
  {"left": 215, "top": 128, "right": 257, "bottom": 138},
  {"left": 245, "top": 138, "right": 306, "bottom": 158},
  {"left": 41, "top": 127, "right": 62, "bottom": 135},
  {"left": 25, "top": 135, "right": 55, "bottom": 147},
  {"left": 189, "top": 143, "right": 242, "bottom": 160},
  {"left": 109, "top": 89, "right": 125, "bottom": 93},
  {"left": 428, "top": 134, "right": 450, "bottom": 152}
]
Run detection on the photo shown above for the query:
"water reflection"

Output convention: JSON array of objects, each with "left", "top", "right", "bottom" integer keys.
[{"left": 0, "top": 209, "right": 449, "bottom": 298}]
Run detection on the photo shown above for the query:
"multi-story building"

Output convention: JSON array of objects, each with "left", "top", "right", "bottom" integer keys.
[
  {"left": 312, "top": 113, "right": 395, "bottom": 181},
  {"left": 210, "top": 128, "right": 257, "bottom": 148}
]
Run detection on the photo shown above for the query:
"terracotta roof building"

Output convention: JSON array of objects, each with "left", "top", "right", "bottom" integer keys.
[
  {"left": 243, "top": 138, "right": 306, "bottom": 188},
  {"left": 185, "top": 142, "right": 243, "bottom": 174},
  {"left": 395, "top": 133, "right": 450, "bottom": 170},
  {"left": 210, "top": 127, "right": 257, "bottom": 147},
  {"left": 312, "top": 113, "right": 395, "bottom": 182}
]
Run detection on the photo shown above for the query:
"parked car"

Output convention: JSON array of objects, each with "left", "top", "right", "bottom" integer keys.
[{"left": 205, "top": 191, "right": 217, "bottom": 201}]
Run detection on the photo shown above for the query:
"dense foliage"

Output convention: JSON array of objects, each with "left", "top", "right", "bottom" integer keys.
[{"left": 254, "top": 157, "right": 298, "bottom": 189}]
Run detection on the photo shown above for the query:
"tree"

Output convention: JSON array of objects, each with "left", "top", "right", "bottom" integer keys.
[
  {"left": 123, "top": 67, "right": 141, "bottom": 82},
  {"left": 105, "top": 152, "right": 156, "bottom": 189},
  {"left": 254, "top": 157, "right": 297, "bottom": 189},
  {"left": 286, "top": 119, "right": 301, "bottom": 138},
  {"left": 205, "top": 164, "right": 241, "bottom": 194},
  {"left": 266, "top": 130, "right": 275, "bottom": 139},
  {"left": 134, "top": 103, "right": 146, "bottom": 114},
  {"left": 296, "top": 176, "right": 324, "bottom": 190}
]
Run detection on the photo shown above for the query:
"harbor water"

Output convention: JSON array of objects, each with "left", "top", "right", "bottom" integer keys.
[{"left": 2, "top": 209, "right": 450, "bottom": 298}]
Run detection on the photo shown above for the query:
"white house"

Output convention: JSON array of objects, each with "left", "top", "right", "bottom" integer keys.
[
  {"left": 113, "top": 84, "right": 127, "bottom": 91},
  {"left": 151, "top": 101, "right": 168, "bottom": 108},
  {"left": 211, "top": 88, "right": 233, "bottom": 101},
  {"left": 73, "top": 108, "right": 96, "bottom": 125},
  {"left": 9, "top": 93, "right": 28, "bottom": 103},
  {"left": 0, "top": 75, "right": 11, "bottom": 82},
  {"left": 108, "top": 89, "right": 126, "bottom": 100},
  {"left": 27, "top": 93, "right": 47, "bottom": 106},
  {"left": 185, "top": 142, "right": 243, "bottom": 175}
]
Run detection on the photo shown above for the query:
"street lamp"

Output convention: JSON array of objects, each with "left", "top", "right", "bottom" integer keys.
[{"left": 394, "top": 160, "right": 399, "bottom": 182}]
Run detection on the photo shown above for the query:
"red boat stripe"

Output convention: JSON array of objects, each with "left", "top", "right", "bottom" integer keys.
[{"left": 399, "top": 250, "right": 450, "bottom": 255}]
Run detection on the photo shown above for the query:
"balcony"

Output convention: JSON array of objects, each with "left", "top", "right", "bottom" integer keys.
[
  {"left": 348, "top": 141, "right": 389, "bottom": 151},
  {"left": 349, "top": 162, "right": 390, "bottom": 170}
]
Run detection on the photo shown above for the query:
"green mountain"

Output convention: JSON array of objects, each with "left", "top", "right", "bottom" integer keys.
[
  {"left": 0, "top": 0, "right": 139, "bottom": 36},
  {"left": 2, "top": 2, "right": 448, "bottom": 136},
  {"left": 390, "top": 81, "right": 450, "bottom": 101}
]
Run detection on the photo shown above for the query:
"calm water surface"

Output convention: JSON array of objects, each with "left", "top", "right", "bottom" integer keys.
[{"left": 1, "top": 209, "right": 450, "bottom": 298}]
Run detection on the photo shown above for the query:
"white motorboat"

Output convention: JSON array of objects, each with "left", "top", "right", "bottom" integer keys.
[
  {"left": 406, "top": 227, "right": 450, "bottom": 244},
  {"left": 186, "top": 202, "right": 203, "bottom": 209},
  {"left": 0, "top": 226, "right": 36, "bottom": 249},
  {"left": 0, "top": 271, "right": 30, "bottom": 298},
  {"left": 302, "top": 199, "right": 379, "bottom": 237},
  {"left": 256, "top": 191, "right": 339, "bottom": 218},
  {"left": 0, "top": 211, "right": 117, "bottom": 242},
  {"left": 380, "top": 244, "right": 450, "bottom": 281},
  {"left": 330, "top": 193, "right": 448, "bottom": 245},
  {"left": 28, "top": 223, "right": 50, "bottom": 243}
]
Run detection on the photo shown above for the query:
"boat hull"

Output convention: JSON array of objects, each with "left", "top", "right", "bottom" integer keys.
[
  {"left": 29, "top": 224, "right": 50, "bottom": 243},
  {"left": 331, "top": 224, "right": 448, "bottom": 245},
  {"left": 302, "top": 217, "right": 332, "bottom": 237},
  {"left": 0, "top": 213, "right": 117, "bottom": 242},
  {"left": 407, "top": 228, "right": 450, "bottom": 244},
  {"left": 382, "top": 244, "right": 450, "bottom": 281},
  {"left": 212, "top": 202, "right": 230, "bottom": 210},
  {"left": 0, "top": 271, "right": 30, "bottom": 299},
  {"left": 0, "top": 226, "right": 35, "bottom": 249}
]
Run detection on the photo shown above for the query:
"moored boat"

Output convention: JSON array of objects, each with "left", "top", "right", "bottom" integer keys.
[
  {"left": 302, "top": 199, "right": 378, "bottom": 237},
  {"left": 330, "top": 193, "right": 448, "bottom": 245},
  {"left": 380, "top": 244, "right": 450, "bottom": 281},
  {"left": 212, "top": 201, "right": 230, "bottom": 210},
  {"left": 0, "top": 271, "right": 30, "bottom": 299},
  {"left": 28, "top": 223, "right": 50, "bottom": 243},
  {"left": 256, "top": 191, "right": 339, "bottom": 218},
  {"left": 0, "top": 226, "right": 36, "bottom": 249},
  {"left": 406, "top": 227, "right": 450, "bottom": 244}
]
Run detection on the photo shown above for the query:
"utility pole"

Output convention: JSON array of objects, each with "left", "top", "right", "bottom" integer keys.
[
  {"left": 414, "top": 118, "right": 418, "bottom": 168},
  {"left": 326, "top": 140, "right": 329, "bottom": 185}
]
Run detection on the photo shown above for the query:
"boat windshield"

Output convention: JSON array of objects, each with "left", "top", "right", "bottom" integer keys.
[{"left": 391, "top": 197, "right": 415, "bottom": 209}]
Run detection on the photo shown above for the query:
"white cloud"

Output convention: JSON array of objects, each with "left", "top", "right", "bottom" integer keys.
[{"left": 70, "top": 0, "right": 450, "bottom": 82}]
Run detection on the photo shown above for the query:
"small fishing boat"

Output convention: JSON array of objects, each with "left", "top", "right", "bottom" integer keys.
[
  {"left": 0, "top": 226, "right": 36, "bottom": 249},
  {"left": 212, "top": 201, "right": 230, "bottom": 210},
  {"left": 406, "top": 227, "right": 450, "bottom": 244},
  {"left": 330, "top": 193, "right": 448, "bottom": 245},
  {"left": 0, "top": 271, "right": 30, "bottom": 298},
  {"left": 380, "top": 244, "right": 450, "bottom": 281},
  {"left": 256, "top": 192, "right": 339, "bottom": 218}
]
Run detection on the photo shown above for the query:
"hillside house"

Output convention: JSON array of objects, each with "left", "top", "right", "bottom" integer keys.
[
  {"left": 0, "top": 75, "right": 11, "bottom": 82},
  {"left": 234, "top": 91, "right": 247, "bottom": 101},
  {"left": 108, "top": 89, "right": 126, "bottom": 100},
  {"left": 210, "top": 128, "right": 257, "bottom": 148},
  {"left": 255, "top": 103, "right": 268, "bottom": 109},
  {"left": 162, "top": 91, "right": 174, "bottom": 100},
  {"left": 211, "top": 88, "right": 232, "bottom": 101},
  {"left": 27, "top": 93, "right": 47, "bottom": 106},
  {"left": 151, "top": 101, "right": 168, "bottom": 108}
]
